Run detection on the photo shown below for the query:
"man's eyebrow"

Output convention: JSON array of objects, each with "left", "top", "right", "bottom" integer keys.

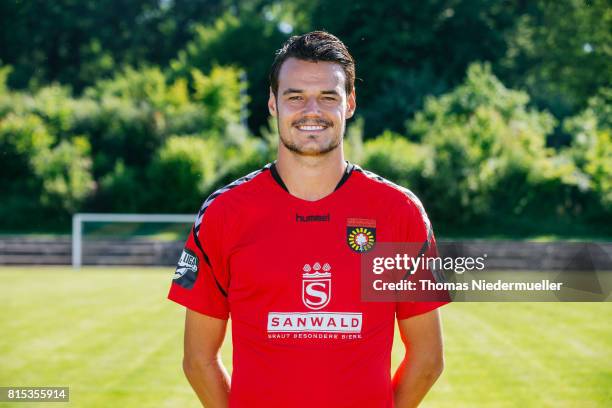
[
  {"left": 282, "top": 88, "right": 303, "bottom": 95},
  {"left": 281, "top": 89, "right": 341, "bottom": 96}
]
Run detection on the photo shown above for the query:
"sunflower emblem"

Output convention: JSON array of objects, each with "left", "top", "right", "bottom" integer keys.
[{"left": 347, "top": 226, "right": 376, "bottom": 252}]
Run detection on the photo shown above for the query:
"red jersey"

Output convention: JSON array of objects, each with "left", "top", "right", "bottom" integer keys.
[{"left": 168, "top": 162, "right": 447, "bottom": 407}]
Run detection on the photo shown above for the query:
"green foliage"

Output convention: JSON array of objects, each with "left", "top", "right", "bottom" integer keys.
[
  {"left": 0, "top": 60, "right": 256, "bottom": 229},
  {"left": 343, "top": 116, "right": 364, "bottom": 164},
  {"left": 0, "top": 113, "right": 52, "bottom": 188},
  {"left": 361, "top": 131, "right": 429, "bottom": 193},
  {"left": 95, "top": 160, "right": 144, "bottom": 213},
  {"left": 147, "top": 136, "right": 221, "bottom": 212},
  {"left": 563, "top": 88, "right": 612, "bottom": 210},
  {"left": 170, "top": 10, "right": 288, "bottom": 133},
  {"left": 397, "top": 63, "right": 607, "bottom": 234},
  {"left": 83, "top": 94, "right": 162, "bottom": 176},
  {"left": 0, "top": 65, "right": 11, "bottom": 94},
  {"left": 199, "top": 120, "right": 275, "bottom": 197},
  {"left": 0, "top": 1, "right": 610, "bottom": 236},
  {"left": 0, "top": 0, "right": 228, "bottom": 91},
  {"left": 192, "top": 66, "right": 247, "bottom": 130},
  {"left": 28, "top": 85, "right": 79, "bottom": 138},
  {"left": 86, "top": 66, "right": 173, "bottom": 109},
  {"left": 31, "top": 137, "right": 94, "bottom": 214},
  {"left": 0, "top": 112, "right": 93, "bottom": 228},
  {"left": 305, "top": 0, "right": 521, "bottom": 136},
  {"left": 499, "top": 0, "right": 612, "bottom": 120},
  {"left": 78, "top": 64, "right": 246, "bottom": 212}
]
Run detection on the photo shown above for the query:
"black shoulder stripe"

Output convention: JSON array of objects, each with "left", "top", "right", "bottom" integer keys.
[
  {"left": 192, "top": 227, "right": 228, "bottom": 298},
  {"left": 353, "top": 165, "right": 435, "bottom": 281},
  {"left": 194, "top": 164, "right": 272, "bottom": 233},
  {"left": 401, "top": 226, "right": 433, "bottom": 280},
  {"left": 353, "top": 165, "right": 432, "bottom": 236},
  {"left": 192, "top": 227, "right": 211, "bottom": 268},
  {"left": 191, "top": 164, "right": 272, "bottom": 297}
]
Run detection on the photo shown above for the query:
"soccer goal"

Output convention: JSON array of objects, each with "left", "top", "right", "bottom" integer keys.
[{"left": 71, "top": 213, "right": 195, "bottom": 268}]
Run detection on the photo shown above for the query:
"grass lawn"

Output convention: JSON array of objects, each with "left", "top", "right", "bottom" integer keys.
[{"left": 0, "top": 267, "right": 610, "bottom": 407}]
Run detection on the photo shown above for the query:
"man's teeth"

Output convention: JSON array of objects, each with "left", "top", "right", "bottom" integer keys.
[{"left": 298, "top": 125, "right": 325, "bottom": 130}]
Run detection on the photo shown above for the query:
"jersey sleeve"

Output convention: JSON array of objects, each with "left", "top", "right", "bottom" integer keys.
[
  {"left": 167, "top": 200, "right": 230, "bottom": 320},
  {"left": 395, "top": 196, "right": 450, "bottom": 320}
]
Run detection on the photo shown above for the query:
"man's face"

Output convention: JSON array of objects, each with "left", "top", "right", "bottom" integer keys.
[{"left": 268, "top": 58, "right": 356, "bottom": 156}]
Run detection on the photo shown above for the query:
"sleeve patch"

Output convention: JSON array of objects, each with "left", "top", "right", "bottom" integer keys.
[{"left": 173, "top": 248, "right": 199, "bottom": 289}]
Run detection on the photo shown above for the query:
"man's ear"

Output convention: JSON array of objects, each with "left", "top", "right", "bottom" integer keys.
[
  {"left": 346, "top": 88, "right": 356, "bottom": 119},
  {"left": 268, "top": 88, "right": 277, "bottom": 117}
]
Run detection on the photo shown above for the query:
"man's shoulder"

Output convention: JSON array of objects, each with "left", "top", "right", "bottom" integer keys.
[
  {"left": 194, "top": 163, "right": 272, "bottom": 225},
  {"left": 352, "top": 165, "right": 427, "bottom": 213},
  {"left": 352, "top": 165, "right": 433, "bottom": 236}
]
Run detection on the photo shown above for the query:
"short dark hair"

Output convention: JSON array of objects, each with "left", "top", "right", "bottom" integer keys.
[{"left": 269, "top": 31, "right": 355, "bottom": 97}]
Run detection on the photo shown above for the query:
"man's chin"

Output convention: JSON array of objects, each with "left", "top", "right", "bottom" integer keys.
[{"left": 282, "top": 140, "right": 340, "bottom": 157}]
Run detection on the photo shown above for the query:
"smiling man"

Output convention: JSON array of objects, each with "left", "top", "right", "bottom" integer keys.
[{"left": 168, "top": 31, "right": 448, "bottom": 408}]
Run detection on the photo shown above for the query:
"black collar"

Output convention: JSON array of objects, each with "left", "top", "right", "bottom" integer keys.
[{"left": 270, "top": 161, "right": 354, "bottom": 193}]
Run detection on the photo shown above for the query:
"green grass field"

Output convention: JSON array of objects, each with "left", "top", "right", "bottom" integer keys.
[{"left": 1, "top": 267, "right": 610, "bottom": 407}]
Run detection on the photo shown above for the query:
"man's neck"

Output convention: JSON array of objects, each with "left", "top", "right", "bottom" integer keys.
[{"left": 275, "top": 149, "right": 347, "bottom": 201}]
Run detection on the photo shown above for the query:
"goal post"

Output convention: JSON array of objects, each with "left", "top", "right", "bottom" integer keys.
[{"left": 71, "top": 213, "right": 195, "bottom": 269}]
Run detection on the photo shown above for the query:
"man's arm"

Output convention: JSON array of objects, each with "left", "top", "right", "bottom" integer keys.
[
  {"left": 393, "top": 308, "right": 445, "bottom": 408},
  {"left": 182, "top": 309, "right": 230, "bottom": 408}
]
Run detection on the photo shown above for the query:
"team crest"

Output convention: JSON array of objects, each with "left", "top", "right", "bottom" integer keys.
[
  {"left": 346, "top": 218, "right": 376, "bottom": 253},
  {"left": 302, "top": 262, "right": 332, "bottom": 310}
]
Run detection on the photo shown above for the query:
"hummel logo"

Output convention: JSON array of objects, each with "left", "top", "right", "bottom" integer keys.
[{"left": 296, "top": 213, "right": 330, "bottom": 222}]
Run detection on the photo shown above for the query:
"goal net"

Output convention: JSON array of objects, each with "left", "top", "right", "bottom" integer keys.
[{"left": 72, "top": 213, "right": 194, "bottom": 268}]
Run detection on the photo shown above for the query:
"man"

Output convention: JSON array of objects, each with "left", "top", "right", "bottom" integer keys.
[{"left": 168, "top": 31, "right": 447, "bottom": 407}]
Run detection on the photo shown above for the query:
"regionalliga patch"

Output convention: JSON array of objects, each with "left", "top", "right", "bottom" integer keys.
[{"left": 173, "top": 248, "right": 199, "bottom": 289}]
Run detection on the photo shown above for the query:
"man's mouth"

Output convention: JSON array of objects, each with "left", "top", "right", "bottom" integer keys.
[{"left": 296, "top": 124, "right": 327, "bottom": 131}]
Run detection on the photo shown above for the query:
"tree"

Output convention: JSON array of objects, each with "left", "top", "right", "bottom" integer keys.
[
  {"left": 0, "top": 0, "right": 228, "bottom": 91},
  {"left": 170, "top": 11, "right": 289, "bottom": 134},
  {"left": 147, "top": 136, "right": 221, "bottom": 212},
  {"left": 408, "top": 63, "right": 572, "bottom": 230},
  {"left": 563, "top": 87, "right": 612, "bottom": 212},
  {"left": 305, "top": 0, "right": 521, "bottom": 136},
  {"left": 498, "top": 0, "right": 612, "bottom": 122}
]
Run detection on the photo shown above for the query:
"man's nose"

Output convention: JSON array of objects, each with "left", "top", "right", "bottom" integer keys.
[{"left": 303, "top": 97, "right": 321, "bottom": 115}]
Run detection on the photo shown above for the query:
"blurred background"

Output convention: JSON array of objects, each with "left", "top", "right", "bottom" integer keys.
[
  {"left": 0, "top": 0, "right": 610, "bottom": 238},
  {"left": 0, "top": 1, "right": 611, "bottom": 407}
]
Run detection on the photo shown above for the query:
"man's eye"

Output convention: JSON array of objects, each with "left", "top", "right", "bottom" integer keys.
[
  {"left": 288, "top": 96, "right": 303, "bottom": 101},
  {"left": 322, "top": 97, "right": 337, "bottom": 101}
]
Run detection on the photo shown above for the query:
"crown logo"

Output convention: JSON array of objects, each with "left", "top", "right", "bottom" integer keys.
[{"left": 302, "top": 262, "right": 332, "bottom": 279}]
